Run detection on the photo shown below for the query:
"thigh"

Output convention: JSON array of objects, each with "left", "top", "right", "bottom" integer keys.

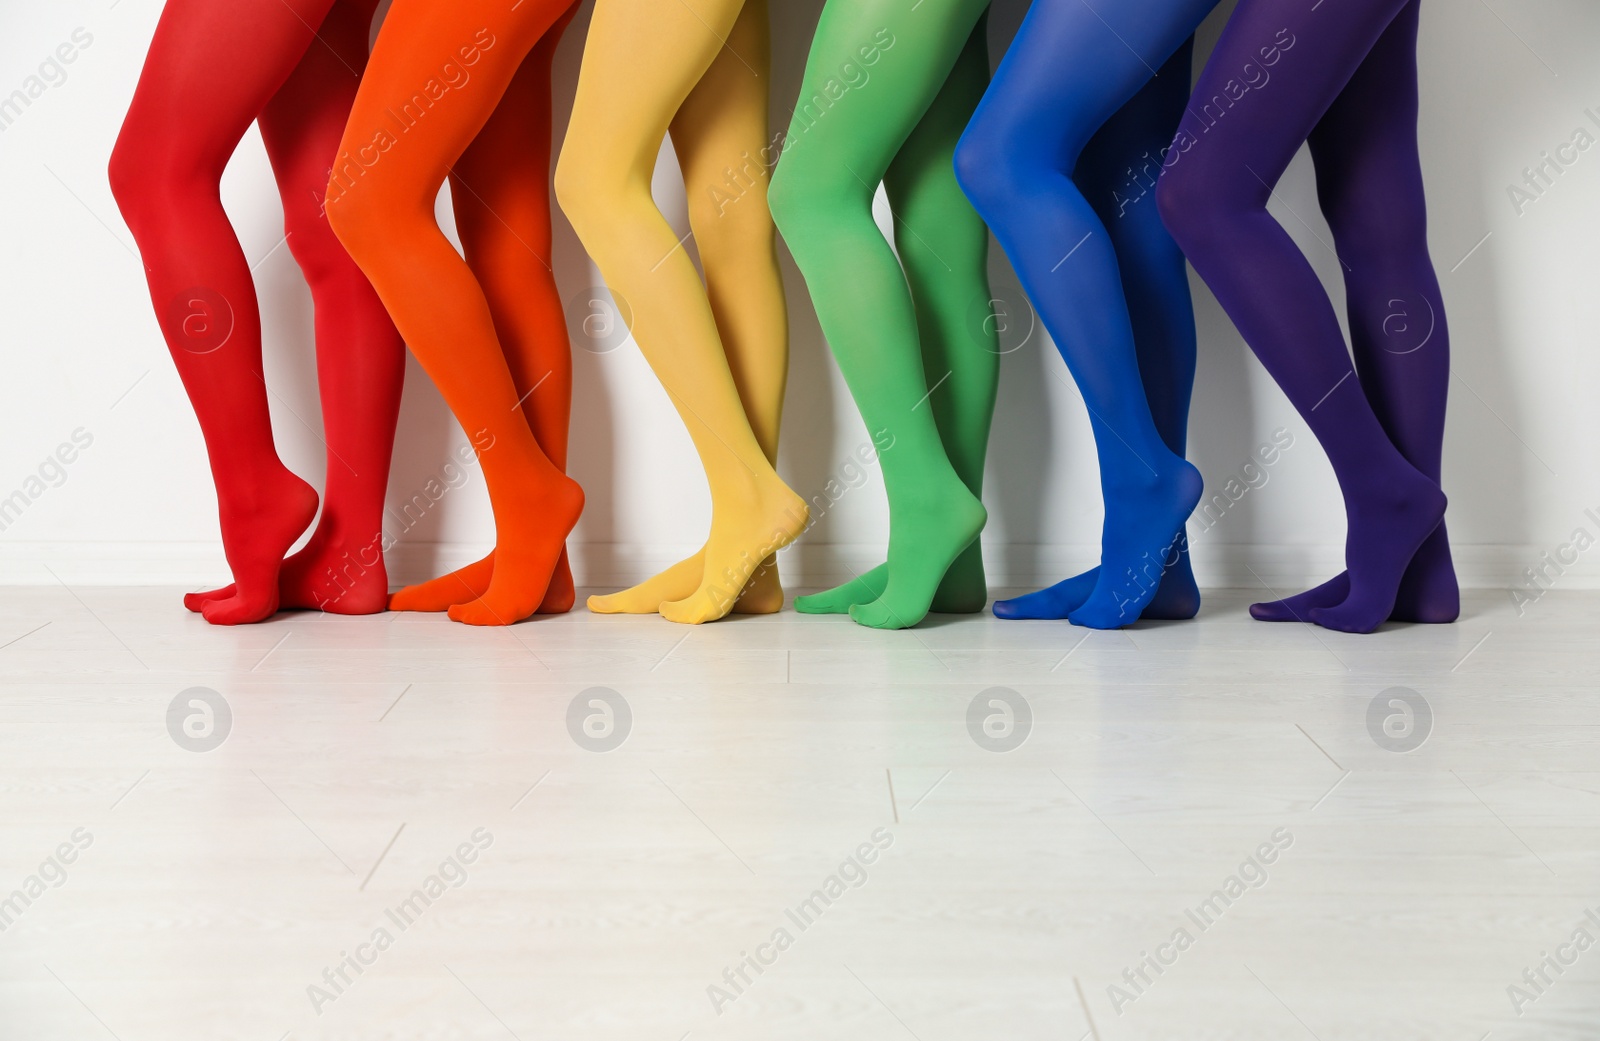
[
  {"left": 1179, "top": 0, "right": 1413, "bottom": 193},
  {"left": 564, "top": 0, "right": 749, "bottom": 176},
  {"left": 258, "top": 0, "right": 377, "bottom": 188},
  {"left": 669, "top": 0, "right": 771, "bottom": 201},
  {"left": 972, "top": 0, "right": 1213, "bottom": 165},
  {"left": 339, "top": 0, "right": 570, "bottom": 206},
  {"left": 778, "top": 0, "right": 989, "bottom": 188},
  {"left": 883, "top": 14, "right": 989, "bottom": 207},
  {"left": 120, "top": 0, "right": 338, "bottom": 164},
  {"left": 1306, "top": 0, "right": 1423, "bottom": 218},
  {"left": 452, "top": 3, "right": 579, "bottom": 248}
]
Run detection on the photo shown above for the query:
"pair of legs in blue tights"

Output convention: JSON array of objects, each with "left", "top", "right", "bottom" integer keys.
[
  {"left": 959, "top": 11, "right": 1207, "bottom": 628},
  {"left": 964, "top": 0, "right": 1455, "bottom": 632}
]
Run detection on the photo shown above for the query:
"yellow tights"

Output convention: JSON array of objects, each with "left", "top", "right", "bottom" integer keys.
[{"left": 556, "top": 0, "right": 805, "bottom": 624}]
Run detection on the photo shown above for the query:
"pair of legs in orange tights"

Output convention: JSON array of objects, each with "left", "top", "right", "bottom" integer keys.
[
  {"left": 557, "top": 0, "right": 806, "bottom": 624},
  {"left": 329, "top": 3, "right": 585, "bottom": 626},
  {"left": 112, "top": 0, "right": 405, "bottom": 625}
]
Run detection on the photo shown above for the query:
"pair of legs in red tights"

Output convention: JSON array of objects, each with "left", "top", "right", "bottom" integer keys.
[
  {"left": 328, "top": 2, "right": 585, "bottom": 626},
  {"left": 112, "top": 0, "right": 404, "bottom": 625}
]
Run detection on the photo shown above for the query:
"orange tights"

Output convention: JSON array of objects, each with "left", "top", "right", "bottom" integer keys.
[{"left": 328, "top": 1, "right": 583, "bottom": 626}]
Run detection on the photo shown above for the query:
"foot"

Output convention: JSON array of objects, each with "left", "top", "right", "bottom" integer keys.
[
  {"left": 849, "top": 473, "right": 987, "bottom": 631},
  {"left": 795, "top": 567, "right": 887, "bottom": 615},
  {"left": 1391, "top": 526, "right": 1459, "bottom": 622},
  {"left": 389, "top": 549, "right": 575, "bottom": 615},
  {"left": 995, "top": 545, "right": 1200, "bottom": 622},
  {"left": 184, "top": 524, "right": 392, "bottom": 617},
  {"left": 797, "top": 543, "right": 988, "bottom": 617},
  {"left": 389, "top": 554, "right": 497, "bottom": 613},
  {"left": 1249, "top": 573, "right": 1344, "bottom": 624},
  {"left": 1308, "top": 468, "right": 1448, "bottom": 634},
  {"left": 1250, "top": 524, "right": 1458, "bottom": 624},
  {"left": 447, "top": 476, "right": 585, "bottom": 627},
  {"left": 1068, "top": 460, "right": 1204, "bottom": 630},
  {"left": 658, "top": 477, "right": 807, "bottom": 625},
  {"left": 198, "top": 470, "right": 320, "bottom": 626},
  {"left": 588, "top": 551, "right": 784, "bottom": 615}
]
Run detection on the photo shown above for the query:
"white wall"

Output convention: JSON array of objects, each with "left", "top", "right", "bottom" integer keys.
[{"left": 2, "top": 0, "right": 1597, "bottom": 595}]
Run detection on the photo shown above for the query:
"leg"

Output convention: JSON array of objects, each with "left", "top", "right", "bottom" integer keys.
[
  {"left": 979, "top": 35, "right": 1205, "bottom": 622},
  {"left": 185, "top": 0, "right": 406, "bottom": 617},
  {"left": 794, "top": 16, "right": 1000, "bottom": 617},
  {"left": 1249, "top": 0, "right": 1457, "bottom": 624},
  {"left": 111, "top": 0, "right": 339, "bottom": 625},
  {"left": 587, "top": 0, "right": 792, "bottom": 617},
  {"left": 1157, "top": 0, "right": 1447, "bottom": 634},
  {"left": 557, "top": 0, "right": 807, "bottom": 626},
  {"left": 956, "top": 0, "right": 1210, "bottom": 629},
  {"left": 769, "top": 0, "right": 991, "bottom": 631},
  {"left": 389, "top": 5, "right": 582, "bottom": 615},
  {"left": 328, "top": 0, "right": 584, "bottom": 627}
]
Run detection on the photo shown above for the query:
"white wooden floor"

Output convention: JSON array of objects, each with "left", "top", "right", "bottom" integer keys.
[{"left": 0, "top": 585, "right": 1596, "bottom": 1041}]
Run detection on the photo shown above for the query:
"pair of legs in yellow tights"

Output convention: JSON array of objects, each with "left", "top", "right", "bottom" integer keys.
[{"left": 558, "top": 0, "right": 807, "bottom": 623}]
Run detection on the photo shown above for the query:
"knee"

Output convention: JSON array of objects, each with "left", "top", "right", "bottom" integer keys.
[
  {"left": 1154, "top": 153, "right": 1259, "bottom": 255},
  {"left": 953, "top": 118, "right": 1019, "bottom": 220},
  {"left": 106, "top": 134, "right": 143, "bottom": 223},
  {"left": 956, "top": 117, "right": 1084, "bottom": 242},
  {"left": 768, "top": 156, "right": 865, "bottom": 262},
  {"left": 108, "top": 123, "right": 207, "bottom": 237},
  {"left": 763, "top": 159, "right": 806, "bottom": 241},
  {"left": 687, "top": 176, "right": 775, "bottom": 259},
  {"left": 323, "top": 161, "right": 398, "bottom": 266},
  {"left": 553, "top": 148, "right": 613, "bottom": 246},
  {"left": 283, "top": 193, "right": 356, "bottom": 287}
]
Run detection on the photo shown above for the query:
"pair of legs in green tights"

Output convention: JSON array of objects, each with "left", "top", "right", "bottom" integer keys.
[{"left": 771, "top": 2, "right": 1000, "bottom": 631}]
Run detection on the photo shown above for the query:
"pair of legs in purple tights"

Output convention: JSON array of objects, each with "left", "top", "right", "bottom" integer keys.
[{"left": 1159, "top": 0, "right": 1455, "bottom": 633}]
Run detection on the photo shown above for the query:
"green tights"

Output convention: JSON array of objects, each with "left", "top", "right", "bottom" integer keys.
[{"left": 770, "top": 1, "right": 998, "bottom": 630}]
